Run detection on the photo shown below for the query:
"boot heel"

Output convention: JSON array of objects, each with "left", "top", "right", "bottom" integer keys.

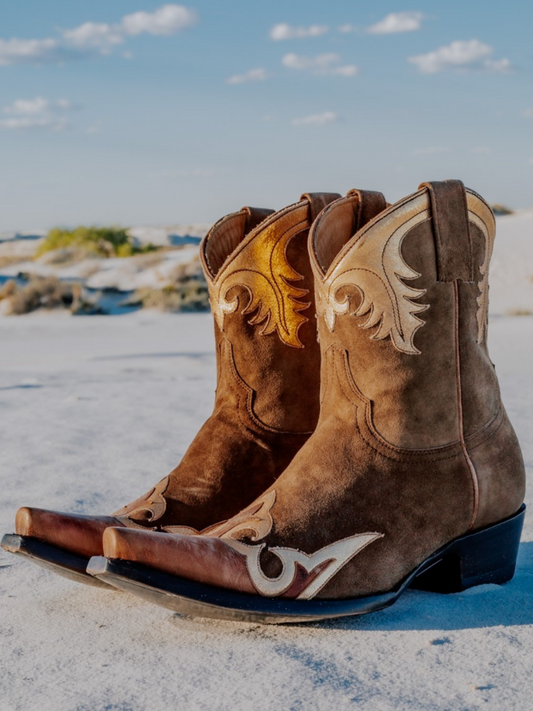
[{"left": 412, "top": 504, "right": 525, "bottom": 594}]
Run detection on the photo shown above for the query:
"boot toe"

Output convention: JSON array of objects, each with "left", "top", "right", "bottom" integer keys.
[
  {"left": 14, "top": 507, "right": 34, "bottom": 537},
  {"left": 103, "top": 527, "right": 255, "bottom": 594},
  {"left": 15, "top": 506, "right": 120, "bottom": 559}
]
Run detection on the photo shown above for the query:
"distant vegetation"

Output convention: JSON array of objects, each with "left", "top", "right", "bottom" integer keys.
[
  {"left": 0, "top": 276, "right": 107, "bottom": 315},
  {"left": 35, "top": 226, "right": 156, "bottom": 259},
  {"left": 134, "top": 281, "right": 209, "bottom": 312},
  {"left": 491, "top": 204, "right": 514, "bottom": 216},
  {"left": 0, "top": 277, "right": 73, "bottom": 315}
]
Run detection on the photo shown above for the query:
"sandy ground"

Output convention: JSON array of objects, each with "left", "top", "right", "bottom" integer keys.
[{"left": 0, "top": 311, "right": 532, "bottom": 711}]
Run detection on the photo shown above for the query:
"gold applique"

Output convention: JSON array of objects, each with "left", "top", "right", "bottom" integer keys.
[
  {"left": 315, "top": 193, "right": 430, "bottom": 355},
  {"left": 465, "top": 192, "right": 496, "bottom": 344},
  {"left": 212, "top": 490, "right": 383, "bottom": 600},
  {"left": 208, "top": 219, "right": 310, "bottom": 348}
]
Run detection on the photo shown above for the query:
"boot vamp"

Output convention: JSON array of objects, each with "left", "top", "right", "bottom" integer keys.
[
  {"left": 110, "top": 414, "right": 475, "bottom": 601},
  {"left": 15, "top": 507, "right": 121, "bottom": 559},
  {"left": 113, "top": 409, "right": 308, "bottom": 534},
  {"left": 244, "top": 415, "right": 474, "bottom": 599}
]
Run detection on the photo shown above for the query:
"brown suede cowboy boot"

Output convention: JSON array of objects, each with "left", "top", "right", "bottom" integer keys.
[
  {"left": 90, "top": 182, "right": 526, "bottom": 623},
  {"left": 1, "top": 192, "right": 341, "bottom": 587}
]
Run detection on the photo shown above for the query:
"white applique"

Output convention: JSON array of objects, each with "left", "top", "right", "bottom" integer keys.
[
  {"left": 213, "top": 489, "right": 383, "bottom": 600},
  {"left": 315, "top": 193, "right": 430, "bottom": 355}
]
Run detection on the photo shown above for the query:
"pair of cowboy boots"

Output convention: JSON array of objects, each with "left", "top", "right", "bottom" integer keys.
[{"left": 2, "top": 181, "right": 526, "bottom": 624}]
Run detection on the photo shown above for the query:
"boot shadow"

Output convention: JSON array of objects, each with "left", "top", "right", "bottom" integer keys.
[{"left": 316, "top": 541, "right": 533, "bottom": 632}]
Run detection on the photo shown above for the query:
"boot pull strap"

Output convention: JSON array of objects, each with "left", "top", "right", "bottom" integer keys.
[
  {"left": 239, "top": 206, "right": 275, "bottom": 233},
  {"left": 300, "top": 192, "right": 342, "bottom": 223},
  {"left": 419, "top": 180, "right": 474, "bottom": 283},
  {"left": 346, "top": 189, "right": 388, "bottom": 230}
]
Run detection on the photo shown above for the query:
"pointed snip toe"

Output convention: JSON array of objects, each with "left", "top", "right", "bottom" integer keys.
[
  {"left": 87, "top": 506, "right": 526, "bottom": 624},
  {"left": 1, "top": 507, "right": 122, "bottom": 589},
  {"left": 101, "top": 527, "right": 256, "bottom": 593}
]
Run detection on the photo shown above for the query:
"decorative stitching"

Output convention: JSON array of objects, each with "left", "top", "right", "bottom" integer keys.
[
  {"left": 114, "top": 477, "right": 170, "bottom": 528},
  {"left": 215, "top": 490, "right": 383, "bottom": 600},
  {"left": 466, "top": 194, "right": 496, "bottom": 344},
  {"left": 209, "top": 217, "right": 310, "bottom": 348},
  {"left": 221, "top": 337, "right": 314, "bottom": 438},
  {"left": 324, "top": 345, "right": 503, "bottom": 463},
  {"left": 453, "top": 281, "right": 480, "bottom": 530},
  {"left": 314, "top": 198, "right": 430, "bottom": 354}
]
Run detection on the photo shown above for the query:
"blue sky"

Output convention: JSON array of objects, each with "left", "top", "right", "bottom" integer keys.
[{"left": 1, "top": 0, "right": 532, "bottom": 231}]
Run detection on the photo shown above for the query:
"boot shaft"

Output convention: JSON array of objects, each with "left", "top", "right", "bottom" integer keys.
[
  {"left": 310, "top": 181, "right": 525, "bottom": 529},
  {"left": 201, "top": 193, "right": 340, "bottom": 435}
]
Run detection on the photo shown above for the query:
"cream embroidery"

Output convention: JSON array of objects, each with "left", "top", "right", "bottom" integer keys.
[
  {"left": 208, "top": 219, "right": 310, "bottom": 348},
  {"left": 465, "top": 192, "right": 496, "bottom": 344},
  {"left": 114, "top": 477, "right": 169, "bottom": 530},
  {"left": 207, "top": 490, "right": 276, "bottom": 540},
  {"left": 226, "top": 533, "right": 383, "bottom": 600},
  {"left": 214, "top": 490, "right": 383, "bottom": 600},
  {"left": 315, "top": 194, "right": 430, "bottom": 355}
]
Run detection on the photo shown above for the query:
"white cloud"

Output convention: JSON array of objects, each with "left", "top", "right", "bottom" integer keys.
[
  {"left": 483, "top": 58, "right": 511, "bottom": 73},
  {"left": 522, "top": 108, "right": 533, "bottom": 118},
  {"left": 292, "top": 111, "right": 337, "bottom": 127},
  {"left": 0, "top": 5, "right": 198, "bottom": 67},
  {"left": 338, "top": 24, "right": 355, "bottom": 34},
  {"left": 4, "top": 97, "right": 50, "bottom": 115},
  {"left": 62, "top": 22, "right": 124, "bottom": 51},
  {"left": 0, "top": 96, "right": 74, "bottom": 131},
  {"left": 409, "top": 39, "right": 510, "bottom": 74},
  {"left": 367, "top": 11, "right": 424, "bottom": 35},
  {"left": 226, "top": 68, "right": 269, "bottom": 85},
  {"left": 331, "top": 65, "right": 359, "bottom": 76},
  {"left": 470, "top": 146, "right": 492, "bottom": 154},
  {"left": 269, "top": 23, "right": 329, "bottom": 41},
  {"left": 122, "top": 5, "right": 198, "bottom": 36},
  {"left": 0, "top": 116, "right": 58, "bottom": 130},
  {"left": 282, "top": 53, "right": 358, "bottom": 76},
  {"left": 0, "top": 38, "right": 65, "bottom": 66}
]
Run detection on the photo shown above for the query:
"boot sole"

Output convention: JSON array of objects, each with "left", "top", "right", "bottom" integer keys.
[
  {"left": 86, "top": 505, "right": 525, "bottom": 624},
  {"left": 1, "top": 534, "right": 114, "bottom": 590}
]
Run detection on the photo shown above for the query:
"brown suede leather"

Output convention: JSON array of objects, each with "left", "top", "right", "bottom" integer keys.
[
  {"left": 14, "top": 193, "right": 341, "bottom": 558},
  {"left": 103, "top": 182, "right": 525, "bottom": 602},
  {"left": 420, "top": 180, "right": 474, "bottom": 282}
]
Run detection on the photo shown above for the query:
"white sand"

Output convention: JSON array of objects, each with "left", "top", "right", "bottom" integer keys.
[{"left": 0, "top": 309, "right": 531, "bottom": 711}]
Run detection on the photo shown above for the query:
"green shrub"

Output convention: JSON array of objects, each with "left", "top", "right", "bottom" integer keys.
[{"left": 35, "top": 226, "right": 157, "bottom": 259}]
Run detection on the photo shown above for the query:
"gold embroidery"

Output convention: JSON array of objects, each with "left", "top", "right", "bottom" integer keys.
[
  {"left": 208, "top": 217, "right": 310, "bottom": 348},
  {"left": 213, "top": 490, "right": 383, "bottom": 600},
  {"left": 314, "top": 193, "right": 430, "bottom": 355},
  {"left": 465, "top": 191, "right": 496, "bottom": 344}
]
